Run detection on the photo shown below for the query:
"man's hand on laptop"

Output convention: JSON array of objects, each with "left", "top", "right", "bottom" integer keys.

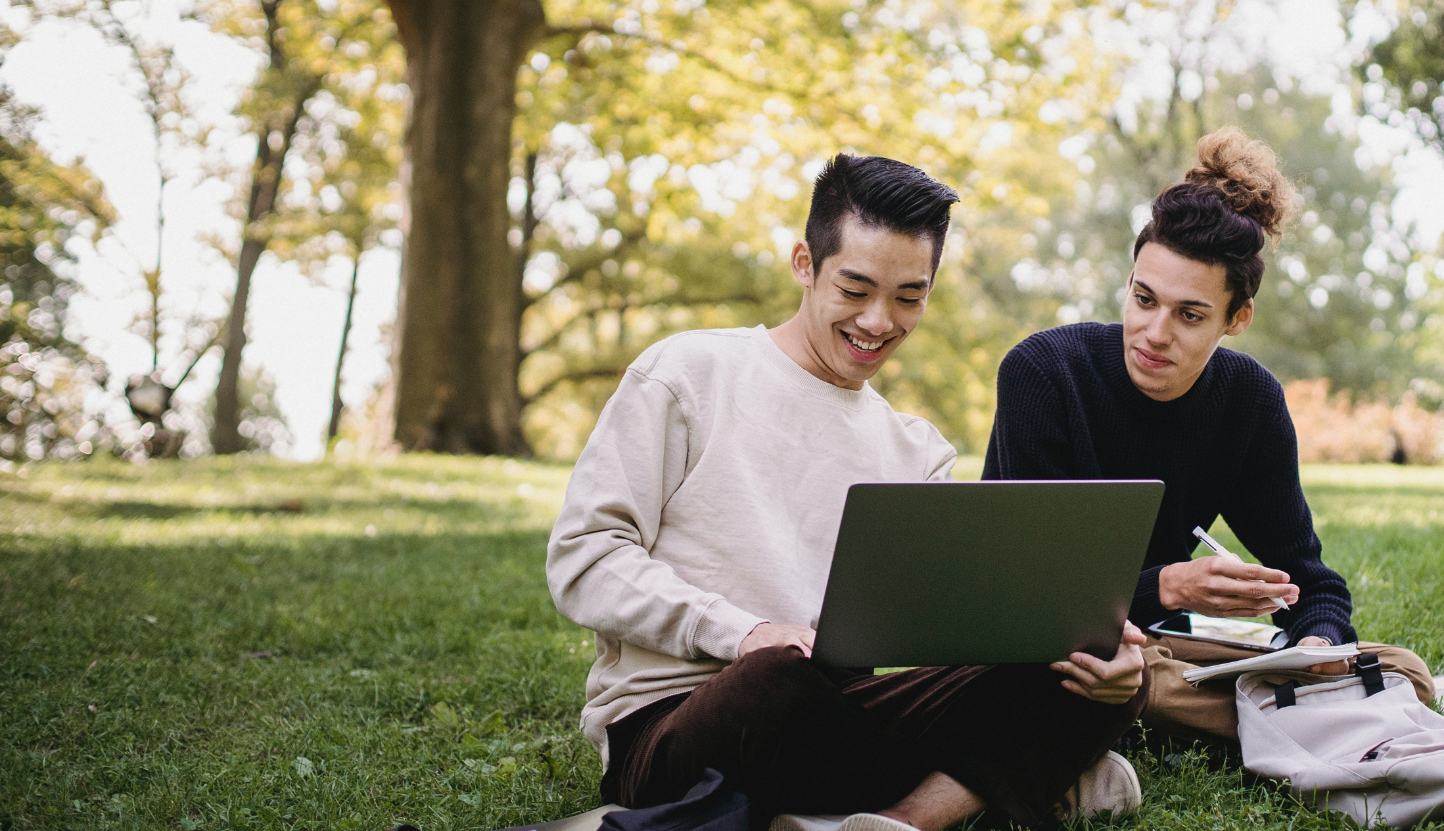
[
  {"left": 1050, "top": 621, "right": 1147, "bottom": 705},
  {"left": 1159, "top": 557, "right": 1299, "bottom": 617},
  {"left": 739, "top": 622, "right": 815, "bottom": 658}
]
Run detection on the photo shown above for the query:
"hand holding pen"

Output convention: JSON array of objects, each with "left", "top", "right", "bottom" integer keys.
[
  {"left": 1155, "top": 527, "right": 1299, "bottom": 618},
  {"left": 1192, "top": 527, "right": 1290, "bottom": 611}
]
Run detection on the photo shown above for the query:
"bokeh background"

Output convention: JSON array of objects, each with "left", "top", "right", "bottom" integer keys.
[{"left": 3, "top": 0, "right": 1443, "bottom": 466}]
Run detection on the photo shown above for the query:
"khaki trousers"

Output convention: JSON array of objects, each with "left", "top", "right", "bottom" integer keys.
[{"left": 1141, "top": 635, "right": 1436, "bottom": 743}]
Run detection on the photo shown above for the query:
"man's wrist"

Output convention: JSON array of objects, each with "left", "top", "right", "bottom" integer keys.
[
  {"left": 695, "top": 603, "right": 769, "bottom": 661},
  {"left": 1157, "top": 563, "right": 1181, "bottom": 610}
]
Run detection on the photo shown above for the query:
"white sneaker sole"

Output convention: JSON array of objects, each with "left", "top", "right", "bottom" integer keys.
[{"left": 770, "top": 813, "right": 912, "bottom": 831}]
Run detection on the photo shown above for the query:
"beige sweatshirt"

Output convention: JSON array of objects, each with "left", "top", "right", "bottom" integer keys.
[{"left": 546, "top": 326, "right": 957, "bottom": 764}]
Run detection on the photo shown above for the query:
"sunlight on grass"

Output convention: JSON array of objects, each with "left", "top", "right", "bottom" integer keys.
[{"left": 2, "top": 457, "right": 1441, "bottom": 830}]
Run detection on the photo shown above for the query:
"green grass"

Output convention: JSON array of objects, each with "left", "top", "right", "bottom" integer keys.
[{"left": 1, "top": 457, "right": 1441, "bottom": 830}]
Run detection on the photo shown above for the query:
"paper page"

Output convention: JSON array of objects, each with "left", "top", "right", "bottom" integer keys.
[{"left": 1182, "top": 644, "right": 1360, "bottom": 683}]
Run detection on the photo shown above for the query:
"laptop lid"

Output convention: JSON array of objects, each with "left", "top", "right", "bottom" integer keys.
[{"left": 811, "top": 480, "right": 1165, "bottom": 668}]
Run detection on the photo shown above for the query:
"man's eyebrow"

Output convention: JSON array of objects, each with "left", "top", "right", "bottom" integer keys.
[
  {"left": 838, "top": 269, "right": 930, "bottom": 292},
  {"left": 1133, "top": 279, "right": 1213, "bottom": 308},
  {"left": 837, "top": 269, "right": 878, "bottom": 287}
]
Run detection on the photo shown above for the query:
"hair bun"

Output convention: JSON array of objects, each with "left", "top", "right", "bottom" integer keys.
[{"left": 1184, "top": 127, "right": 1296, "bottom": 247}]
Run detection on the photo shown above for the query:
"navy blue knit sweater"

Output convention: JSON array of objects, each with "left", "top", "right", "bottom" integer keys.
[{"left": 981, "top": 322, "right": 1355, "bottom": 646}]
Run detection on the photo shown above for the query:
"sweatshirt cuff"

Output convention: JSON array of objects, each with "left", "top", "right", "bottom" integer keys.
[
  {"left": 692, "top": 599, "right": 767, "bottom": 661},
  {"left": 1129, "top": 565, "right": 1169, "bottom": 628},
  {"left": 1285, "top": 615, "right": 1354, "bottom": 648}
]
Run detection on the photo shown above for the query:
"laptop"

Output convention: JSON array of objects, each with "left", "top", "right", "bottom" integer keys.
[{"left": 811, "top": 480, "right": 1165, "bottom": 668}]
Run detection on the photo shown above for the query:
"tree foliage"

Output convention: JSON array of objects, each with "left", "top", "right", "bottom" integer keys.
[
  {"left": 497, "top": 0, "right": 1118, "bottom": 455},
  {"left": 1361, "top": 0, "right": 1444, "bottom": 408},
  {"left": 1366, "top": 1, "right": 1444, "bottom": 156},
  {"left": 206, "top": 0, "right": 402, "bottom": 453},
  {"left": 0, "top": 60, "right": 115, "bottom": 460},
  {"left": 1013, "top": 0, "right": 1441, "bottom": 407},
  {"left": 26, "top": 0, "right": 216, "bottom": 371},
  {"left": 19, "top": 0, "right": 239, "bottom": 458},
  {"left": 1034, "top": 75, "right": 1431, "bottom": 397},
  {"left": 206, "top": 0, "right": 398, "bottom": 453},
  {"left": 215, "top": 0, "right": 406, "bottom": 446},
  {"left": 10, "top": 0, "right": 1444, "bottom": 462}
]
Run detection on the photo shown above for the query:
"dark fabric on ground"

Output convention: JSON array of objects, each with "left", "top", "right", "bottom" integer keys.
[
  {"left": 602, "top": 646, "right": 1149, "bottom": 829},
  {"left": 601, "top": 768, "right": 749, "bottom": 831},
  {"left": 981, "top": 322, "right": 1355, "bottom": 647}
]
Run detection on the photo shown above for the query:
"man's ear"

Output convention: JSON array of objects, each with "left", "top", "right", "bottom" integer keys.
[
  {"left": 1225, "top": 298, "right": 1254, "bottom": 337},
  {"left": 791, "top": 240, "right": 815, "bottom": 289}
]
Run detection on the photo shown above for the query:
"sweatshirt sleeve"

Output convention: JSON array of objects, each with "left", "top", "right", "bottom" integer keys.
[
  {"left": 546, "top": 364, "right": 767, "bottom": 662},
  {"left": 926, "top": 424, "right": 959, "bottom": 482},
  {"left": 1223, "top": 385, "right": 1355, "bottom": 646}
]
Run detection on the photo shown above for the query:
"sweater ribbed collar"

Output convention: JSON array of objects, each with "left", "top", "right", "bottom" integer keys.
[{"left": 751, "top": 325, "right": 872, "bottom": 409}]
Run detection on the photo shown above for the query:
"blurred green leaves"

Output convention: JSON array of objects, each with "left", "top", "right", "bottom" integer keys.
[
  {"left": 510, "top": 0, "right": 1117, "bottom": 453},
  {"left": 1366, "top": 1, "right": 1444, "bottom": 156},
  {"left": 0, "top": 68, "right": 114, "bottom": 461}
]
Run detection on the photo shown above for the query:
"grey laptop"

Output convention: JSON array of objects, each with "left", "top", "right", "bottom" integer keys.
[{"left": 811, "top": 480, "right": 1165, "bottom": 668}]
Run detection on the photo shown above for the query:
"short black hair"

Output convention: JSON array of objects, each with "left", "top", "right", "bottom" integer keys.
[{"left": 804, "top": 154, "right": 959, "bottom": 277}]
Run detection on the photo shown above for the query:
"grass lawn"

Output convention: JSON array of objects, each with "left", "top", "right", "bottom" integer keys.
[{"left": 1, "top": 456, "right": 1441, "bottom": 831}]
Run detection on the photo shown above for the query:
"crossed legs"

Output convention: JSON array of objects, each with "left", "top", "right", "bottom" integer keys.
[{"left": 604, "top": 646, "right": 1148, "bottom": 828}]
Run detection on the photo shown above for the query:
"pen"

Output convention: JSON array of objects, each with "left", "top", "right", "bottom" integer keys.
[{"left": 1192, "top": 526, "right": 1290, "bottom": 610}]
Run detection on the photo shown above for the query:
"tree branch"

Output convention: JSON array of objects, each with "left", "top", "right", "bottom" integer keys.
[
  {"left": 521, "top": 224, "right": 648, "bottom": 311},
  {"left": 521, "top": 288, "right": 766, "bottom": 361},
  {"left": 169, "top": 322, "right": 227, "bottom": 391},
  {"left": 539, "top": 18, "right": 868, "bottom": 126},
  {"left": 522, "top": 365, "right": 627, "bottom": 406}
]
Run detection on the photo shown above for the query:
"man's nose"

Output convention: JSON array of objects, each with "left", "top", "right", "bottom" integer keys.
[
  {"left": 1145, "top": 310, "right": 1171, "bottom": 344},
  {"left": 855, "top": 301, "right": 892, "bottom": 335}
]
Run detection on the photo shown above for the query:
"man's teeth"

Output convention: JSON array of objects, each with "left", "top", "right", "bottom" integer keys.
[{"left": 844, "top": 333, "right": 883, "bottom": 352}]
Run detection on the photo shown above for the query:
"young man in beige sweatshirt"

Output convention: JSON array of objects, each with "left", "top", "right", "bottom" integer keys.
[{"left": 547, "top": 155, "right": 1150, "bottom": 831}]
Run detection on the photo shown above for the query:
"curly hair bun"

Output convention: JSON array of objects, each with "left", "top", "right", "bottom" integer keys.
[{"left": 1184, "top": 127, "right": 1296, "bottom": 247}]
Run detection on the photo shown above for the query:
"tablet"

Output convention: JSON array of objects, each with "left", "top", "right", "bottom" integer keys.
[
  {"left": 1146, "top": 612, "right": 1288, "bottom": 652},
  {"left": 811, "top": 480, "right": 1165, "bottom": 668}
]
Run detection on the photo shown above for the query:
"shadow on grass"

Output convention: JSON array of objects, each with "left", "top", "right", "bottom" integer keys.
[
  {"left": 0, "top": 486, "right": 49, "bottom": 505},
  {"left": 49, "top": 495, "right": 535, "bottom": 525},
  {"left": 84, "top": 501, "right": 223, "bottom": 520}
]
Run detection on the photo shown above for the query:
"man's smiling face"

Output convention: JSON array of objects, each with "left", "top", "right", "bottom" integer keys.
[
  {"left": 787, "top": 214, "right": 935, "bottom": 390},
  {"left": 1123, "top": 242, "right": 1253, "bottom": 401}
]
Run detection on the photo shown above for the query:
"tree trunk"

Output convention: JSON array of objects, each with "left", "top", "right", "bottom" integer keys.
[
  {"left": 210, "top": 238, "right": 261, "bottom": 455},
  {"left": 210, "top": 86, "right": 314, "bottom": 454},
  {"left": 328, "top": 253, "right": 363, "bottom": 443},
  {"left": 386, "top": 0, "right": 544, "bottom": 455},
  {"left": 212, "top": 0, "right": 321, "bottom": 455}
]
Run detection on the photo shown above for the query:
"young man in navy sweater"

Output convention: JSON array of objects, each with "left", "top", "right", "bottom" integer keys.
[{"left": 982, "top": 128, "right": 1435, "bottom": 742}]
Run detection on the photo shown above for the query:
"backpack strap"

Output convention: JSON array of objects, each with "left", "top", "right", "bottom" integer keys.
[
  {"left": 1275, "top": 680, "right": 1300, "bottom": 708},
  {"left": 1355, "top": 652, "right": 1385, "bottom": 697}
]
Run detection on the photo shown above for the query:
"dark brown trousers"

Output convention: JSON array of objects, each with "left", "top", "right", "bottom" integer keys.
[{"left": 602, "top": 646, "right": 1149, "bottom": 828}]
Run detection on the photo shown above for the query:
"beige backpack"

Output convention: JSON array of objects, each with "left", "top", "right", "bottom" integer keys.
[{"left": 1236, "top": 656, "right": 1444, "bottom": 828}]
